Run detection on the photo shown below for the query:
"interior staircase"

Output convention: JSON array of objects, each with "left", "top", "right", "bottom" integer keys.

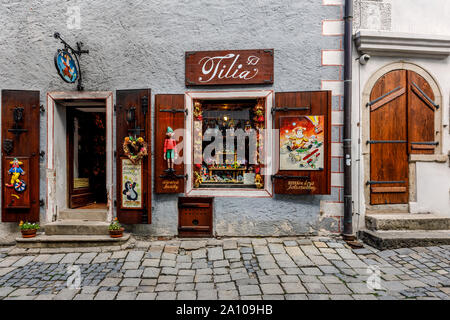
[
  {"left": 16, "top": 209, "right": 130, "bottom": 248},
  {"left": 358, "top": 213, "right": 450, "bottom": 249}
]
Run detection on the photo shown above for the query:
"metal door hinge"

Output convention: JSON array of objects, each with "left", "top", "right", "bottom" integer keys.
[
  {"left": 40, "top": 104, "right": 45, "bottom": 113},
  {"left": 271, "top": 106, "right": 310, "bottom": 115}
]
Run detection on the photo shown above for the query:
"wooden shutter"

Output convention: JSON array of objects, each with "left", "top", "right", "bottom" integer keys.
[
  {"left": 273, "top": 91, "right": 331, "bottom": 195},
  {"left": 407, "top": 71, "right": 438, "bottom": 154},
  {"left": 369, "top": 70, "right": 408, "bottom": 204},
  {"left": 1, "top": 90, "right": 40, "bottom": 222},
  {"left": 155, "top": 94, "right": 185, "bottom": 193},
  {"left": 116, "top": 89, "right": 151, "bottom": 224}
]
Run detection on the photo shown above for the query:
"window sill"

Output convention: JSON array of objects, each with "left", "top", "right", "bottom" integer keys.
[
  {"left": 409, "top": 154, "right": 448, "bottom": 163},
  {"left": 186, "top": 188, "right": 272, "bottom": 198}
]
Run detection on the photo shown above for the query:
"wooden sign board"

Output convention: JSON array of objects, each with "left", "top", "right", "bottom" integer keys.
[
  {"left": 185, "top": 49, "right": 274, "bottom": 86},
  {"left": 120, "top": 158, "right": 143, "bottom": 209}
]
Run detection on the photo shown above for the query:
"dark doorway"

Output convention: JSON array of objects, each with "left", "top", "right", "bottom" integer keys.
[{"left": 67, "top": 107, "right": 107, "bottom": 209}]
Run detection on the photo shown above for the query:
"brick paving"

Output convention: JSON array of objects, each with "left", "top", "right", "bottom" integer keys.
[{"left": 0, "top": 237, "right": 448, "bottom": 300}]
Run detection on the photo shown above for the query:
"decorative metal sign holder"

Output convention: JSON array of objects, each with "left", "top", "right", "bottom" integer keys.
[{"left": 53, "top": 32, "right": 89, "bottom": 91}]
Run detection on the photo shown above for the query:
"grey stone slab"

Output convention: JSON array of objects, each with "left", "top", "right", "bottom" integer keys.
[
  {"left": 224, "top": 250, "right": 240, "bottom": 260},
  {"left": 214, "top": 274, "right": 231, "bottom": 283},
  {"left": 301, "top": 267, "right": 323, "bottom": 276},
  {"left": 195, "top": 282, "right": 215, "bottom": 290},
  {"left": 268, "top": 243, "right": 285, "bottom": 254},
  {"left": 155, "top": 283, "right": 175, "bottom": 292},
  {"left": 197, "top": 289, "right": 218, "bottom": 300},
  {"left": 143, "top": 267, "right": 160, "bottom": 278},
  {"left": 258, "top": 275, "right": 280, "bottom": 284},
  {"left": 304, "top": 282, "right": 330, "bottom": 294},
  {"left": 213, "top": 260, "right": 230, "bottom": 268},
  {"left": 99, "top": 278, "right": 121, "bottom": 287},
  {"left": 207, "top": 247, "right": 224, "bottom": 261},
  {"left": 223, "top": 240, "right": 238, "bottom": 250},
  {"left": 158, "top": 275, "right": 177, "bottom": 283},
  {"left": 282, "top": 282, "right": 307, "bottom": 294},
  {"left": 218, "top": 289, "right": 239, "bottom": 300},
  {"left": 260, "top": 283, "right": 284, "bottom": 295},
  {"left": 120, "top": 278, "right": 141, "bottom": 287},
  {"left": 325, "top": 283, "right": 352, "bottom": 295},
  {"left": 176, "top": 283, "right": 195, "bottom": 291},
  {"left": 54, "top": 288, "right": 80, "bottom": 300},
  {"left": 241, "top": 295, "right": 262, "bottom": 300},
  {"left": 126, "top": 250, "right": 145, "bottom": 262},
  {"left": 192, "top": 249, "right": 207, "bottom": 260},
  {"left": 238, "top": 284, "right": 261, "bottom": 296},
  {"left": 216, "top": 282, "right": 236, "bottom": 291},
  {"left": 177, "top": 291, "right": 196, "bottom": 300},
  {"left": 124, "top": 269, "right": 143, "bottom": 278}
]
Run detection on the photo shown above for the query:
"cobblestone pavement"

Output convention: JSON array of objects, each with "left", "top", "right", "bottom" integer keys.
[{"left": 0, "top": 237, "right": 449, "bottom": 300}]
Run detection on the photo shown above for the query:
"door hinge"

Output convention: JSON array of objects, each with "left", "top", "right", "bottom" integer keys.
[
  {"left": 114, "top": 200, "right": 117, "bottom": 208},
  {"left": 39, "top": 199, "right": 45, "bottom": 207},
  {"left": 114, "top": 150, "right": 117, "bottom": 157},
  {"left": 40, "top": 104, "right": 45, "bottom": 114},
  {"left": 39, "top": 151, "right": 45, "bottom": 159},
  {"left": 141, "top": 95, "right": 148, "bottom": 116}
]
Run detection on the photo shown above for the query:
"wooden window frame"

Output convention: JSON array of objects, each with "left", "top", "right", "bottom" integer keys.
[{"left": 185, "top": 90, "right": 274, "bottom": 198}]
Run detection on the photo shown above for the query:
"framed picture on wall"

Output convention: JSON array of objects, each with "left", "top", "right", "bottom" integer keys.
[
  {"left": 279, "top": 116, "right": 325, "bottom": 171},
  {"left": 120, "top": 158, "right": 143, "bottom": 209}
]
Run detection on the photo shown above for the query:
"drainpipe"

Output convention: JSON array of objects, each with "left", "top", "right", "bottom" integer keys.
[{"left": 343, "top": 0, "right": 354, "bottom": 240}]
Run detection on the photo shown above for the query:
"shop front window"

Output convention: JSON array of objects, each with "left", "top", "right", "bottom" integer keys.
[{"left": 192, "top": 98, "right": 268, "bottom": 190}]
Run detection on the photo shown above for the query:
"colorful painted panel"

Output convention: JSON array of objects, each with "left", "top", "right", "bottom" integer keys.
[
  {"left": 279, "top": 116, "right": 325, "bottom": 170},
  {"left": 121, "top": 159, "right": 143, "bottom": 209},
  {"left": 54, "top": 49, "right": 78, "bottom": 83},
  {"left": 2, "top": 157, "right": 30, "bottom": 209}
]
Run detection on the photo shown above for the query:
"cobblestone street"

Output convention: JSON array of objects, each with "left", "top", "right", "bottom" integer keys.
[{"left": 0, "top": 237, "right": 449, "bottom": 300}]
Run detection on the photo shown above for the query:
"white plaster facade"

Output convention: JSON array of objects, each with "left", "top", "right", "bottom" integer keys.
[{"left": 352, "top": 0, "right": 450, "bottom": 231}]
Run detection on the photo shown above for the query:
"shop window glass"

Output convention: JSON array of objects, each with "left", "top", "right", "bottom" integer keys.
[{"left": 193, "top": 99, "right": 265, "bottom": 189}]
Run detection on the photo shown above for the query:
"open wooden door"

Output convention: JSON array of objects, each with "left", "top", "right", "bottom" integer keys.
[
  {"left": 116, "top": 89, "right": 151, "bottom": 224},
  {"left": 273, "top": 91, "right": 331, "bottom": 195},
  {"left": 1, "top": 90, "right": 40, "bottom": 222}
]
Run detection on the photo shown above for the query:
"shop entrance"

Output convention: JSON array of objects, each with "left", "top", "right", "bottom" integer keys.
[
  {"left": 46, "top": 91, "right": 114, "bottom": 223},
  {"left": 67, "top": 107, "right": 107, "bottom": 209}
]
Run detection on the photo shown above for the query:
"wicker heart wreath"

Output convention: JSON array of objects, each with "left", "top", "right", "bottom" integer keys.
[{"left": 123, "top": 136, "right": 148, "bottom": 164}]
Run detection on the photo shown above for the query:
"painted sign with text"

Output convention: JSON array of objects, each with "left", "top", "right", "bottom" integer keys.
[{"left": 185, "top": 49, "right": 274, "bottom": 86}]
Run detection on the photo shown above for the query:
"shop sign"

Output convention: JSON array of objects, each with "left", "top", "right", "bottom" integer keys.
[
  {"left": 121, "top": 159, "right": 143, "bottom": 209},
  {"left": 185, "top": 49, "right": 274, "bottom": 86},
  {"left": 54, "top": 49, "right": 78, "bottom": 83}
]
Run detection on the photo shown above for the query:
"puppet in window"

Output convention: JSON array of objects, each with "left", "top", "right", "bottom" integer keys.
[{"left": 164, "top": 126, "right": 178, "bottom": 173}]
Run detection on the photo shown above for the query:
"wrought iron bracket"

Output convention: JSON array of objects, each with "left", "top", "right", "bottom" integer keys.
[
  {"left": 40, "top": 104, "right": 45, "bottom": 114},
  {"left": 271, "top": 174, "right": 310, "bottom": 182},
  {"left": 160, "top": 172, "right": 188, "bottom": 180},
  {"left": 160, "top": 108, "right": 189, "bottom": 116},
  {"left": 366, "top": 140, "right": 407, "bottom": 144},
  {"left": 39, "top": 199, "right": 45, "bottom": 207},
  {"left": 366, "top": 180, "right": 405, "bottom": 185},
  {"left": 39, "top": 151, "right": 45, "bottom": 159},
  {"left": 54, "top": 32, "right": 89, "bottom": 91},
  {"left": 271, "top": 106, "right": 310, "bottom": 115}
]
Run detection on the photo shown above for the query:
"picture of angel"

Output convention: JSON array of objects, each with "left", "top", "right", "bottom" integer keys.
[{"left": 279, "top": 116, "right": 324, "bottom": 170}]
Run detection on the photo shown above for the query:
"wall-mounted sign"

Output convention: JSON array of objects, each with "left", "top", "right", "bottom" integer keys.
[
  {"left": 185, "top": 49, "right": 274, "bottom": 86},
  {"left": 54, "top": 49, "right": 79, "bottom": 83},
  {"left": 279, "top": 116, "right": 325, "bottom": 171},
  {"left": 121, "top": 158, "right": 143, "bottom": 209}
]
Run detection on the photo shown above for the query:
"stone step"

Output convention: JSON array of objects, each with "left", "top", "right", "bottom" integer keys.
[
  {"left": 45, "top": 220, "right": 110, "bottom": 236},
  {"left": 15, "top": 234, "right": 130, "bottom": 248},
  {"left": 58, "top": 209, "right": 108, "bottom": 221},
  {"left": 358, "top": 229, "right": 450, "bottom": 250},
  {"left": 365, "top": 214, "right": 450, "bottom": 231}
]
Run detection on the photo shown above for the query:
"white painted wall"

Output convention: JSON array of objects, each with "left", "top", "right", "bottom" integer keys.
[{"left": 353, "top": 0, "right": 450, "bottom": 227}]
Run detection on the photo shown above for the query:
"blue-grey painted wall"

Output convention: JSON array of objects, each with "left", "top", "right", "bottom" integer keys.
[{"left": 0, "top": 0, "right": 343, "bottom": 236}]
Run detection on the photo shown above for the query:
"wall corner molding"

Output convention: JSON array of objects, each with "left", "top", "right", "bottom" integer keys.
[{"left": 354, "top": 30, "right": 450, "bottom": 59}]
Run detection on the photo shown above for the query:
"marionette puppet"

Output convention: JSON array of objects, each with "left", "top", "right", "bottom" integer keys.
[
  {"left": 6, "top": 158, "right": 26, "bottom": 192},
  {"left": 164, "top": 127, "right": 178, "bottom": 173}
]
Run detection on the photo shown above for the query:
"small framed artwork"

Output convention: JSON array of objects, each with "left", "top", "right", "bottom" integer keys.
[
  {"left": 279, "top": 116, "right": 325, "bottom": 171},
  {"left": 121, "top": 158, "right": 143, "bottom": 209}
]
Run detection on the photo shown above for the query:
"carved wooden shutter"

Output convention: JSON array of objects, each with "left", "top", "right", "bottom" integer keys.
[
  {"left": 1, "top": 90, "right": 40, "bottom": 222},
  {"left": 369, "top": 70, "right": 408, "bottom": 204},
  {"left": 116, "top": 89, "right": 151, "bottom": 224},
  {"left": 273, "top": 91, "right": 331, "bottom": 195},
  {"left": 407, "top": 70, "right": 438, "bottom": 154},
  {"left": 154, "top": 94, "right": 185, "bottom": 194}
]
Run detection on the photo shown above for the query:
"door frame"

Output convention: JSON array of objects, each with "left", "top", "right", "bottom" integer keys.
[
  {"left": 46, "top": 91, "right": 113, "bottom": 222},
  {"left": 361, "top": 62, "right": 443, "bottom": 214}
]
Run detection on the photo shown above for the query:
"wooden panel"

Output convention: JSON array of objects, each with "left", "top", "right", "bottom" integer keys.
[
  {"left": 370, "top": 87, "right": 405, "bottom": 112},
  {"left": 407, "top": 71, "right": 436, "bottom": 155},
  {"left": 1, "top": 90, "right": 40, "bottom": 222},
  {"left": 115, "top": 89, "right": 151, "bottom": 224},
  {"left": 273, "top": 91, "right": 331, "bottom": 195},
  {"left": 370, "top": 70, "right": 408, "bottom": 205},
  {"left": 185, "top": 49, "right": 274, "bottom": 86},
  {"left": 371, "top": 186, "right": 407, "bottom": 193},
  {"left": 155, "top": 94, "right": 185, "bottom": 194},
  {"left": 178, "top": 197, "right": 213, "bottom": 237}
]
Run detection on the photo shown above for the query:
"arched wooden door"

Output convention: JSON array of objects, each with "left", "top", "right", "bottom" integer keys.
[{"left": 369, "top": 70, "right": 437, "bottom": 205}]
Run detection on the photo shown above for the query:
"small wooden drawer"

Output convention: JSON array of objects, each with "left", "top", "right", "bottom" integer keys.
[{"left": 178, "top": 197, "right": 213, "bottom": 238}]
